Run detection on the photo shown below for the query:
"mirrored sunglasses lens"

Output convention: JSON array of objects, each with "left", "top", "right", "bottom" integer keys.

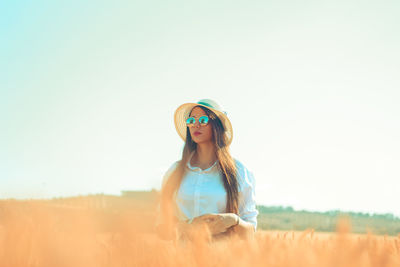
[
  {"left": 199, "top": 116, "right": 209, "bottom": 125},
  {"left": 186, "top": 117, "right": 195, "bottom": 126}
]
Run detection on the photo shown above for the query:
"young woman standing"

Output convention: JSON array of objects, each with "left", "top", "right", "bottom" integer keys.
[{"left": 156, "top": 99, "right": 258, "bottom": 241}]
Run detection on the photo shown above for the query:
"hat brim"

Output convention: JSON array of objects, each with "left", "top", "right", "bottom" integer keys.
[{"left": 174, "top": 103, "right": 233, "bottom": 146}]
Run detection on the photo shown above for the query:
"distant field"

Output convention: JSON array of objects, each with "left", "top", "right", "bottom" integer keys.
[
  {"left": 259, "top": 229, "right": 399, "bottom": 241},
  {"left": 257, "top": 207, "right": 400, "bottom": 236},
  {"left": 2, "top": 191, "right": 400, "bottom": 235}
]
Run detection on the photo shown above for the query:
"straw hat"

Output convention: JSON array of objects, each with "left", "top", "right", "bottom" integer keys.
[{"left": 174, "top": 99, "right": 233, "bottom": 146}]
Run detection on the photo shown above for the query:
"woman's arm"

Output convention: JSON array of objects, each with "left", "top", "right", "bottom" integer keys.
[
  {"left": 155, "top": 161, "right": 180, "bottom": 240},
  {"left": 236, "top": 165, "right": 259, "bottom": 236}
]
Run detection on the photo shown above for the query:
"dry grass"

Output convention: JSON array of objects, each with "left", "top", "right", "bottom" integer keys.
[{"left": 0, "top": 200, "right": 399, "bottom": 267}]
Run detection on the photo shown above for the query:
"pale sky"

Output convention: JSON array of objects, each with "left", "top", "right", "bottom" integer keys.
[{"left": 1, "top": 1, "right": 399, "bottom": 216}]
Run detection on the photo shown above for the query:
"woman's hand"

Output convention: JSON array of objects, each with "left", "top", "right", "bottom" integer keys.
[{"left": 191, "top": 213, "right": 239, "bottom": 235}]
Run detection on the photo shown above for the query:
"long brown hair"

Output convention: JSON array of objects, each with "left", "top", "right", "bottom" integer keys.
[{"left": 159, "top": 106, "right": 239, "bottom": 236}]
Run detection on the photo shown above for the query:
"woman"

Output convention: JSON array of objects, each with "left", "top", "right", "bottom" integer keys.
[{"left": 156, "top": 99, "right": 258, "bottom": 241}]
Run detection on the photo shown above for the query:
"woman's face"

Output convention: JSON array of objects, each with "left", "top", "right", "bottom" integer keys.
[{"left": 188, "top": 107, "right": 213, "bottom": 144}]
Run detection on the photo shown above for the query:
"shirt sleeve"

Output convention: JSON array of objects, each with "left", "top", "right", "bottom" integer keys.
[
  {"left": 161, "top": 161, "right": 179, "bottom": 189},
  {"left": 155, "top": 161, "right": 179, "bottom": 227},
  {"left": 238, "top": 166, "right": 259, "bottom": 231}
]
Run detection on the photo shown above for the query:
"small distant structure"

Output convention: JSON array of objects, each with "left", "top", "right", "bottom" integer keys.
[{"left": 120, "top": 189, "right": 159, "bottom": 201}]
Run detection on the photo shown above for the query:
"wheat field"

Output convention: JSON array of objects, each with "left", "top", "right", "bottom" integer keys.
[{"left": 0, "top": 200, "right": 399, "bottom": 267}]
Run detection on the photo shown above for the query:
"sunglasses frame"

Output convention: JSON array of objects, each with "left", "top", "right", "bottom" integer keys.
[{"left": 186, "top": 115, "right": 210, "bottom": 127}]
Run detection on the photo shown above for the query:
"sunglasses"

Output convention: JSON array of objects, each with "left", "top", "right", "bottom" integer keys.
[{"left": 186, "top": 115, "right": 210, "bottom": 127}]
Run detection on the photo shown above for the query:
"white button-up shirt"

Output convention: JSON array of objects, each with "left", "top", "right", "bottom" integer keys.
[{"left": 161, "top": 151, "right": 259, "bottom": 230}]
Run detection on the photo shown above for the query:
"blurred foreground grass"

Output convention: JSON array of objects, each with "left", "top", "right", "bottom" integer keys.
[{"left": 0, "top": 193, "right": 399, "bottom": 266}]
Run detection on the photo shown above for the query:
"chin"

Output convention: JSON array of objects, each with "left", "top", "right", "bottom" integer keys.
[{"left": 192, "top": 138, "right": 201, "bottom": 143}]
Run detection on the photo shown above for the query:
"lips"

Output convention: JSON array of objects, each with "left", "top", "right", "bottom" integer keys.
[{"left": 194, "top": 131, "right": 202, "bottom": 136}]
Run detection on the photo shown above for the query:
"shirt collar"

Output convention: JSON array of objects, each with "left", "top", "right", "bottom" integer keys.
[{"left": 186, "top": 151, "right": 218, "bottom": 173}]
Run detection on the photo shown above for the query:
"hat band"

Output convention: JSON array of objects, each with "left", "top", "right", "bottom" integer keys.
[
  {"left": 197, "top": 101, "right": 215, "bottom": 109},
  {"left": 196, "top": 101, "right": 226, "bottom": 114}
]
